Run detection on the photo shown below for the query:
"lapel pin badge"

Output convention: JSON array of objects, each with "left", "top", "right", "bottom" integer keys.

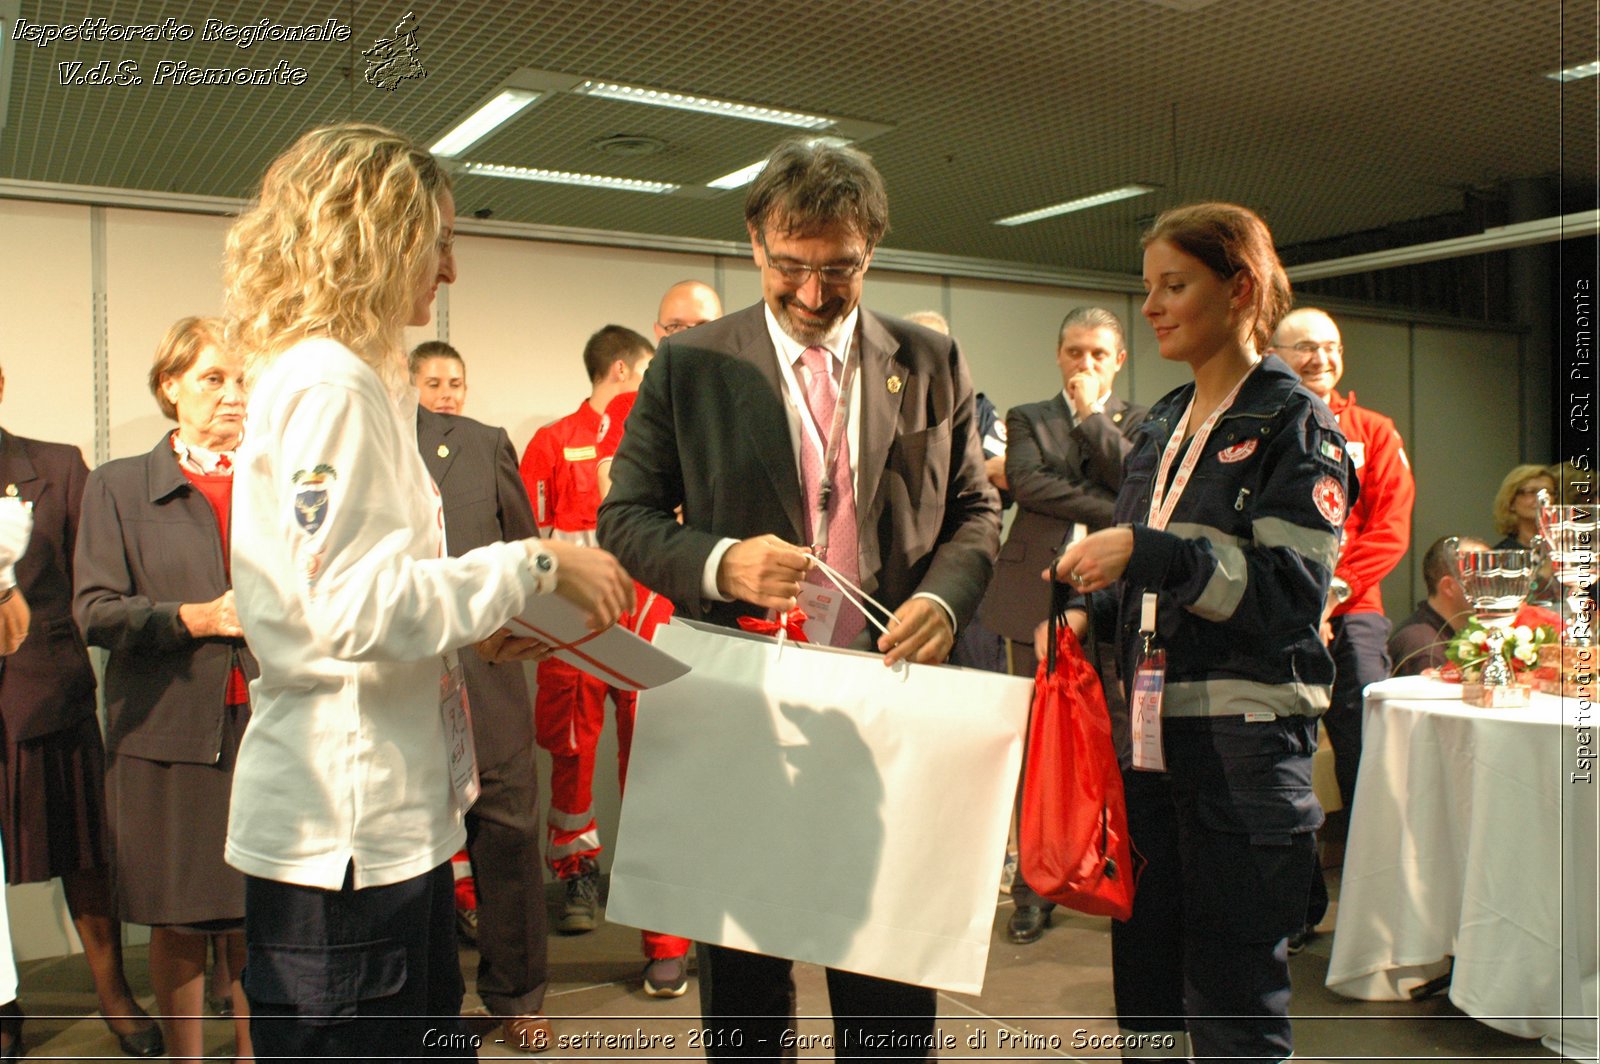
[
  {"left": 886, "top": 375, "right": 903, "bottom": 394},
  {"left": 436, "top": 444, "right": 450, "bottom": 458},
  {"left": 3, "top": 484, "right": 15, "bottom": 497}
]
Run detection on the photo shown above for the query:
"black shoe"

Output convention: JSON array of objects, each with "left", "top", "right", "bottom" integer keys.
[
  {"left": 559, "top": 858, "right": 601, "bottom": 934},
  {"left": 1007, "top": 904, "right": 1052, "bottom": 944},
  {"left": 1287, "top": 924, "right": 1319, "bottom": 955},
  {"left": 0, "top": 1000, "right": 21, "bottom": 1061},
  {"left": 102, "top": 1007, "right": 164, "bottom": 1058}
]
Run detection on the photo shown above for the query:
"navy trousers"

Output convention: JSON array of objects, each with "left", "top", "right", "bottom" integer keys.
[
  {"left": 1111, "top": 717, "right": 1319, "bottom": 1064},
  {"left": 697, "top": 943, "right": 938, "bottom": 1062},
  {"left": 243, "top": 860, "right": 469, "bottom": 1061}
]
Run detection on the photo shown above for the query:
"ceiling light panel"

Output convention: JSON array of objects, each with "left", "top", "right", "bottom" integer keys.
[
  {"left": 464, "top": 162, "right": 680, "bottom": 194},
  {"left": 572, "top": 79, "right": 834, "bottom": 129},
  {"left": 994, "top": 184, "right": 1159, "bottom": 227},
  {"left": 430, "top": 88, "right": 542, "bottom": 157},
  {"left": 1547, "top": 59, "right": 1600, "bottom": 82}
]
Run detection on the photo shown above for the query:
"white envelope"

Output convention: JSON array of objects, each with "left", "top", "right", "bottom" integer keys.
[{"left": 504, "top": 594, "right": 688, "bottom": 691}]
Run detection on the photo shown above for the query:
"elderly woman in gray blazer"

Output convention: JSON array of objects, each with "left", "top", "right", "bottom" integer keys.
[{"left": 73, "top": 317, "right": 254, "bottom": 1062}]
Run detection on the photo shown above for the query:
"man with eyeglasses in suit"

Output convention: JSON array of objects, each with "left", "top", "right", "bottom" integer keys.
[
  {"left": 599, "top": 137, "right": 999, "bottom": 1062},
  {"left": 1269, "top": 306, "right": 1414, "bottom": 952}
]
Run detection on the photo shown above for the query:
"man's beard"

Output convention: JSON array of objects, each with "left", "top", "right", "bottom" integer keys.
[{"left": 775, "top": 295, "right": 847, "bottom": 345}]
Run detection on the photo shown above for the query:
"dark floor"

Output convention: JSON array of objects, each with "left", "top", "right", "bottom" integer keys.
[{"left": 8, "top": 872, "right": 1560, "bottom": 1062}]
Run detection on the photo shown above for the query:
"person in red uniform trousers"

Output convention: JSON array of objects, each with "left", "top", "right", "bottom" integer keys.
[
  {"left": 1270, "top": 306, "right": 1415, "bottom": 950},
  {"left": 518, "top": 325, "right": 654, "bottom": 937},
  {"left": 592, "top": 385, "right": 695, "bottom": 995},
  {"left": 590, "top": 276, "right": 723, "bottom": 989}
]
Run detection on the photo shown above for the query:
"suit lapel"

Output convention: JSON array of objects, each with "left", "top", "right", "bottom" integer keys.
[
  {"left": 726, "top": 316, "right": 805, "bottom": 540},
  {"left": 853, "top": 311, "right": 904, "bottom": 521},
  {"left": 1038, "top": 394, "right": 1075, "bottom": 456},
  {"left": 417, "top": 409, "right": 458, "bottom": 486},
  {"left": 0, "top": 431, "right": 38, "bottom": 500}
]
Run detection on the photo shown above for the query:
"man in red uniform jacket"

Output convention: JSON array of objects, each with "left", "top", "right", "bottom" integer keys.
[
  {"left": 517, "top": 325, "right": 654, "bottom": 940},
  {"left": 1271, "top": 306, "right": 1415, "bottom": 947}
]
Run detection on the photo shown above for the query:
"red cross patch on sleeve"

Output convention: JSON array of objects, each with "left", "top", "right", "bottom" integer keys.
[{"left": 1313, "top": 475, "right": 1347, "bottom": 526}]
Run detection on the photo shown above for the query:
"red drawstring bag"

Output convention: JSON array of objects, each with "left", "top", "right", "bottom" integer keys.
[{"left": 1018, "top": 598, "right": 1139, "bottom": 921}]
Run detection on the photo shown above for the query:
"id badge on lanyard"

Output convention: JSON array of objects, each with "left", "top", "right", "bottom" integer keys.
[
  {"left": 1130, "top": 592, "right": 1167, "bottom": 772},
  {"left": 441, "top": 652, "right": 480, "bottom": 811}
]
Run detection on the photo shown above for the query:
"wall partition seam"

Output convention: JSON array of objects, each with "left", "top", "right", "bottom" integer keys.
[{"left": 89, "top": 206, "right": 109, "bottom": 467}]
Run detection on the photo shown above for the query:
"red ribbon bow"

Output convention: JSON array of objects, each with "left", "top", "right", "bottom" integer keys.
[{"left": 737, "top": 610, "right": 810, "bottom": 643}]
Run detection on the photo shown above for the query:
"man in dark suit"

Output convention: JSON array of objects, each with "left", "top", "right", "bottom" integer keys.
[
  {"left": 976, "top": 307, "right": 1146, "bottom": 944},
  {"left": 411, "top": 344, "right": 551, "bottom": 1053},
  {"left": 598, "top": 139, "right": 1000, "bottom": 1061}
]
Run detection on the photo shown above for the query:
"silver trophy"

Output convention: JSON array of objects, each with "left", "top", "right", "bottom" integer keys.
[
  {"left": 1536, "top": 488, "right": 1597, "bottom": 645},
  {"left": 1454, "top": 547, "right": 1538, "bottom": 690}
]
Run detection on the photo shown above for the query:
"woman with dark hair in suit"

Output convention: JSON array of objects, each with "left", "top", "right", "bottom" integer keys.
[
  {"left": 0, "top": 368, "right": 162, "bottom": 1058},
  {"left": 74, "top": 316, "right": 253, "bottom": 1060}
]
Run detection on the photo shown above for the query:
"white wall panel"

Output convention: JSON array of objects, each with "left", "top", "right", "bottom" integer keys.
[
  {"left": 102, "top": 209, "right": 232, "bottom": 461},
  {"left": 443, "top": 236, "right": 719, "bottom": 452},
  {"left": 0, "top": 201, "right": 95, "bottom": 456}
]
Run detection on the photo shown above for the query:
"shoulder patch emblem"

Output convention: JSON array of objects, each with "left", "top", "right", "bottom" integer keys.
[
  {"left": 1319, "top": 439, "right": 1344, "bottom": 463},
  {"left": 1217, "top": 439, "right": 1259, "bottom": 463},
  {"left": 1346, "top": 440, "right": 1366, "bottom": 468},
  {"left": 291, "top": 464, "right": 338, "bottom": 535},
  {"left": 1313, "top": 475, "right": 1347, "bottom": 526}
]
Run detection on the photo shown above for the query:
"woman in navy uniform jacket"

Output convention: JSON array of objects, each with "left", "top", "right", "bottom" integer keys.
[
  {"left": 74, "top": 317, "right": 256, "bottom": 1060},
  {"left": 0, "top": 383, "right": 163, "bottom": 1057},
  {"left": 1055, "top": 203, "right": 1358, "bottom": 1064}
]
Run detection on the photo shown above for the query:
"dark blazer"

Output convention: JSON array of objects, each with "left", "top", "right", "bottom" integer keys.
[
  {"left": 418, "top": 407, "right": 538, "bottom": 769},
  {"left": 73, "top": 432, "right": 258, "bottom": 764},
  {"left": 0, "top": 430, "right": 98, "bottom": 742},
  {"left": 597, "top": 303, "right": 1001, "bottom": 643},
  {"left": 979, "top": 393, "right": 1146, "bottom": 643}
]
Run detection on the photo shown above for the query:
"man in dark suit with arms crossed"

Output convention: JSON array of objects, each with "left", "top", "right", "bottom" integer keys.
[
  {"left": 412, "top": 343, "right": 553, "bottom": 1053},
  {"left": 977, "top": 307, "right": 1146, "bottom": 944},
  {"left": 598, "top": 139, "right": 1000, "bottom": 1060}
]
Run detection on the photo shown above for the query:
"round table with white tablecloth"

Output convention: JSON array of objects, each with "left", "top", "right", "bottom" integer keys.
[{"left": 1326, "top": 675, "right": 1598, "bottom": 1060}]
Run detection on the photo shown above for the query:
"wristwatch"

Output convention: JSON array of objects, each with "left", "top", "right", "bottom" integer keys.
[
  {"left": 1329, "top": 576, "right": 1352, "bottom": 605},
  {"left": 527, "top": 544, "right": 559, "bottom": 595}
]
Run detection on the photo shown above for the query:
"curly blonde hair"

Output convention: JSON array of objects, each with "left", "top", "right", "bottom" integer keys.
[
  {"left": 1491, "top": 463, "right": 1557, "bottom": 535},
  {"left": 224, "top": 123, "right": 450, "bottom": 393}
]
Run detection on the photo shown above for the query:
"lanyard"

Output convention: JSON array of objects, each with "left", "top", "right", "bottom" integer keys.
[{"left": 1147, "top": 366, "right": 1253, "bottom": 531}]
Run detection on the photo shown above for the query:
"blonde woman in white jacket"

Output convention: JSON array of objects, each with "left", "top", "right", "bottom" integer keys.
[{"left": 222, "top": 123, "right": 630, "bottom": 1059}]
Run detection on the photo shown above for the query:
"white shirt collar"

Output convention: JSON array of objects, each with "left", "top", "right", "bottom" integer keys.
[{"left": 763, "top": 303, "right": 860, "bottom": 373}]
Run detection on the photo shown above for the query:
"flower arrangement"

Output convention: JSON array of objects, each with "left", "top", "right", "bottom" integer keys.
[{"left": 1442, "top": 604, "right": 1561, "bottom": 681}]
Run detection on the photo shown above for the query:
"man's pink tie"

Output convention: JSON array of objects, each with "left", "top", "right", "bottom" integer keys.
[{"left": 797, "top": 346, "right": 864, "bottom": 647}]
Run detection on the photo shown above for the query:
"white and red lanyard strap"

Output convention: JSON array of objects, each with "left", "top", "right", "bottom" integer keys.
[{"left": 1146, "top": 367, "right": 1254, "bottom": 531}]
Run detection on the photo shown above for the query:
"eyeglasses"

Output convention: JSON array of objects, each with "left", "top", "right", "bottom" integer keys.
[
  {"left": 1515, "top": 485, "right": 1553, "bottom": 498},
  {"left": 759, "top": 235, "right": 869, "bottom": 287},
  {"left": 656, "top": 321, "right": 700, "bottom": 336},
  {"left": 1273, "top": 340, "right": 1342, "bottom": 357}
]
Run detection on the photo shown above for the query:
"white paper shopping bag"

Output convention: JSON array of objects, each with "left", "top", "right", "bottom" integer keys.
[{"left": 607, "top": 618, "right": 1032, "bottom": 995}]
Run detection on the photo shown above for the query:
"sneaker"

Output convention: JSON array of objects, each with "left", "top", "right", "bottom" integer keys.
[
  {"left": 559, "top": 860, "right": 601, "bottom": 934},
  {"left": 642, "top": 954, "right": 689, "bottom": 998},
  {"left": 456, "top": 906, "right": 479, "bottom": 946}
]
